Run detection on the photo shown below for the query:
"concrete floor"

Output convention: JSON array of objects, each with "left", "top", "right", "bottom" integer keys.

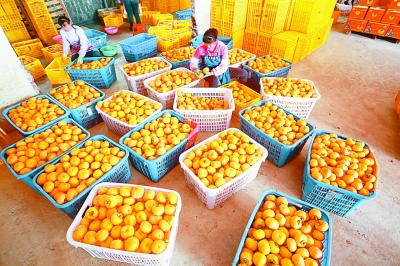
[{"left": 1, "top": 21, "right": 400, "bottom": 266}]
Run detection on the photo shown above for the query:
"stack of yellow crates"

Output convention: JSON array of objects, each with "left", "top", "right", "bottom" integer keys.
[
  {"left": 21, "top": 0, "right": 58, "bottom": 45},
  {"left": 151, "top": 0, "right": 190, "bottom": 13},
  {"left": 179, "top": 0, "right": 191, "bottom": 10},
  {"left": 0, "top": 0, "right": 31, "bottom": 43}
]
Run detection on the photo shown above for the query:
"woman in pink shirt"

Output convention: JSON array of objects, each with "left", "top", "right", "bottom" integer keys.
[{"left": 189, "top": 28, "right": 248, "bottom": 87}]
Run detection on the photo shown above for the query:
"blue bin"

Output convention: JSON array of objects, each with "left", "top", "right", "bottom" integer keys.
[
  {"left": 47, "top": 81, "right": 105, "bottom": 129},
  {"left": 0, "top": 118, "right": 90, "bottom": 195},
  {"left": 242, "top": 55, "right": 293, "bottom": 83},
  {"left": 32, "top": 135, "right": 131, "bottom": 218},
  {"left": 159, "top": 54, "right": 190, "bottom": 69},
  {"left": 84, "top": 29, "right": 107, "bottom": 50},
  {"left": 239, "top": 100, "right": 315, "bottom": 167},
  {"left": 302, "top": 130, "right": 378, "bottom": 217},
  {"left": 176, "top": 9, "right": 192, "bottom": 20},
  {"left": 64, "top": 57, "right": 116, "bottom": 88},
  {"left": 190, "top": 34, "right": 233, "bottom": 49},
  {"left": 119, "top": 33, "right": 158, "bottom": 62},
  {"left": 2, "top": 94, "right": 70, "bottom": 137},
  {"left": 232, "top": 189, "right": 332, "bottom": 266}
]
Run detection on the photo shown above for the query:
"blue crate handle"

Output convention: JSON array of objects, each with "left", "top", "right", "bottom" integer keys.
[
  {"left": 242, "top": 55, "right": 293, "bottom": 81},
  {"left": 231, "top": 189, "right": 333, "bottom": 266}
]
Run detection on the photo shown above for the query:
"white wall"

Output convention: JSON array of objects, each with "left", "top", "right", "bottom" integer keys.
[{"left": 194, "top": 0, "right": 211, "bottom": 34}]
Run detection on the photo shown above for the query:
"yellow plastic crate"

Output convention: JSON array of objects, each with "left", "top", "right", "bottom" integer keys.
[
  {"left": 12, "top": 38, "right": 44, "bottom": 57},
  {"left": 222, "top": 29, "right": 245, "bottom": 49},
  {"left": 36, "top": 26, "right": 58, "bottom": 45},
  {"left": 222, "top": 0, "right": 248, "bottom": 33},
  {"left": 242, "top": 29, "right": 258, "bottom": 54},
  {"left": 171, "top": 28, "right": 192, "bottom": 47},
  {"left": 220, "top": 81, "right": 262, "bottom": 120},
  {"left": 0, "top": 0, "right": 22, "bottom": 25},
  {"left": 30, "top": 13, "right": 54, "bottom": 29},
  {"left": 284, "top": 0, "right": 296, "bottom": 30},
  {"left": 211, "top": 0, "right": 223, "bottom": 30},
  {"left": 45, "top": 57, "right": 72, "bottom": 85},
  {"left": 152, "top": 13, "right": 173, "bottom": 26},
  {"left": 141, "top": 6, "right": 148, "bottom": 12},
  {"left": 2, "top": 21, "right": 31, "bottom": 43},
  {"left": 255, "top": 32, "right": 272, "bottom": 57},
  {"left": 19, "top": 55, "right": 46, "bottom": 80},
  {"left": 174, "top": 20, "right": 192, "bottom": 30},
  {"left": 104, "top": 13, "right": 123, "bottom": 27},
  {"left": 322, "top": 18, "right": 334, "bottom": 45},
  {"left": 158, "top": 35, "right": 180, "bottom": 52},
  {"left": 154, "top": 1, "right": 168, "bottom": 13},
  {"left": 180, "top": 0, "right": 192, "bottom": 10},
  {"left": 289, "top": 0, "right": 323, "bottom": 34},
  {"left": 245, "top": 0, "right": 263, "bottom": 31},
  {"left": 289, "top": 31, "right": 312, "bottom": 63},
  {"left": 269, "top": 31, "right": 299, "bottom": 62},
  {"left": 148, "top": 26, "right": 171, "bottom": 36},
  {"left": 140, "top": 11, "right": 160, "bottom": 24},
  {"left": 41, "top": 44, "right": 64, "bottom": 63},
  {"left": 260, "top": 0, "right": 290, "bottom": 35},
  {"left": 308, "top": 23, "right": 327, "bottom": 54},
  {"left": 320, "top": 0, "right": 337, "bottom": 25},
  {"left": 157, "top": 20, "right": 173, "bottom": 30}
]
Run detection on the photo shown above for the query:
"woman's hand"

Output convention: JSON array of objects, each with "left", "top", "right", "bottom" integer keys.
[{"left": 77, "top": 56, "right": 83, "bottom": 64}]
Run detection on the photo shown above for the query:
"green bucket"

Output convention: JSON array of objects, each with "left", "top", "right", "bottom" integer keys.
[{"left": 100, "top": 45, "right": 118, "bottom": 57}]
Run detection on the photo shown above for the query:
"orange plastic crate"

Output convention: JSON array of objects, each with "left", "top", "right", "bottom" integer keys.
[
  {"left": 259, "top": 0, "right": 290, "bottom": 35},
  {"left": 19, "top": 55, "right": 46, "bottom": 80},
  {"left": 174, "top": 20, "right": 192, "bottom": 30},
  {"left": 157, "top": 20, "right": 173, "bottom": 30},
  {"left": 211, "top": 0, "right": 223, "bottom": 29},
  {"left": 12, "top": 38, "right": 44, "bottom": 57},
  {"left": 41, "top": 44, "right": 64, "bottom": 63},
  {"left": 242, "top": 29, "right": 258, "bottom": 54},
  {"left": 151, "top": 13, "right": 173, "bottom": 26},
  {"left": 289, "top": 0, "right": 322, "bottom": 33},
  {"left": 222, "top": 0, "right": 248, "bottom": 33},
  {"left": 171, "top": 28, "right": 192, "bottom": 47},
  {"left": 104, "top": 13, "right": 123, "bottom": 27},
  {"left": 2, "top": 21, "right": 31, "bottom": 43},
  {"left": 255, "top": 32, "right": 272, "bottom": 57},
  {"left": 0, "top": 0, "right": 22, "bottom": 24},
  {"left": 158, "top": 35, "right": 180, "bottom": 52},
  {"left": 45, "top": 57, "right": 72, "bottom": 85},
  {"left": 269, "top": 31, "right": 299, "bottom": 62},
  {"left": 140, "top": 11, "right": 160, "bottom": 24},
  {"left": 365, "top": 21, "right": 390, "bottom": 36},
  {"left": 345, "top": 18, "right": 368, "bottom": 32},
  {"left": 365, "top": 7, "right": 386, "bottom": 22},
  {"left": 246, "top": 0, "right": 263, "bottom": 31},
  {"left": 222, "top": 29, "right": 245, "bottom": 49},
  {"left": 381, "top": 10, "right": 400, "bottom": 25},
  {"left": 349, "top": 6, "right": 369, "bottom": 20},
  {"left": 180, "top": 0, "right": 192, "bottom": 9}
]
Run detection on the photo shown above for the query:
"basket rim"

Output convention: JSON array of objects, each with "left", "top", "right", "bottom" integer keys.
[
  {"left": 259, "top": 77, "right": 322, "bottom": 101},
  {"left": 118, "top": 33, "right": 157, "bottom": 46},
  {"left": 304, "top": 129, "right": 379, "bottom": 200},
  {"left": 242, "top": 54, "right": 293, "bottom": 76},
  {"left": 178, "top": 128, "right": 269, "bottom": 194},
  {"left": 227, "top": 48, "right": 256, "bottom": 68},
  {"left": 120, "top": 56, "right": 172, "bottom": 82},
  {"left": 64, "top": 56, "right": 115, "bottom": 72}
]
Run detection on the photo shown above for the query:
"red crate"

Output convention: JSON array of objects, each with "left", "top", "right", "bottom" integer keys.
[
  {"left": 354, "top": 0, "right": 380, "bottom": 6},
  {"left": 365, "top": 21, "right": 390, "bottom": 35},
  {"left": 381, "top": 9, "right": 400, "bottom": 24},
  {"left": 365, "top": 7, "right": 386, "bottom": 22},
  {"left": 386, "top": 24, "right": 400, "bottom": 38},
  {"left": 345, "top": 18, "right": 368, "bottom": 31},
  {"left": 387, "top": 0, "right": 400, "bottom": 10},
  {"left": 349, "top": 6, "right": 369, "bottom": 19}
]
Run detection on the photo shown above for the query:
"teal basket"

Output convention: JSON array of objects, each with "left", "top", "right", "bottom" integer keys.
[
  {"left": 119, "top": 33, "right": 158, "bottom": 62},
  {"left": 176, "top": 9, "right": 192, "bottom": 20},
  {"left": 0, "top": 118, "right": 90, "bottom": 195},
  {"left": 64, "top": 57, "right": 116, "bottom": 89},
  {"left": 119, "top": 110, "right": 198, "bottom": 182},
  {"left": 32, "top": 135, "right": 131, "bottom": 218},
  {"left": 302, "top": 130, "right": 378, "bottom": 217},
  {"left": 100, "top": 44, "right": 118, "bottom": 57},
  {"left": 84, "top": 29, "right": 107, "bottom": 50},
  {"left": 159, "top": 54, "right": 189, "bottom": 69},
  {"left": 232, "top": 189, "right": 332, "bottom": 266},
  {"left": 242, "top": 55, "right": 293, "bottom": 83},
  {"left": 190, "top": 35, "right": 233, "bottom": 49},
  {"left": 47, "top": 81, "right": 104, "bottom": 130},
  {"left": 2, "top": 94, "right": 70, "bottom": 137},
  {"left": 239, "top": 100, "right": 315, "bottom": 167}
]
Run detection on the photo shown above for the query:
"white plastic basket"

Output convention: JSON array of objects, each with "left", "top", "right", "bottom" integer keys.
[
  {"left": 228, "top": 48, "right": 256, "bottom": 68},
  {"left": 172, "top": 88, "right": 235, "bottom": 132},
  {"left": 259, "top": 77, "right": 321, "bottom": 119},
  {"left": 66, "top": 182, "right": 182, "bottom": 266},
  {"left": 143, "top": 67, "right": 200, "bottom": 110},
  {"left": 178, "top": 128, "right": 268, "bottom": 209},
  {"left": 95, "top": 90, "right": 163, "bottom": 136},
  {"left": 121, "top": 57, "right": 172, "bottom": 96}
]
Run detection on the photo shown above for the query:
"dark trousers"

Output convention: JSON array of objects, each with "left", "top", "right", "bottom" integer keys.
[
  {"left": 204, "top": 67, "right": 249, "bottom": 87},
  {"left": 125, "top": 0, "right": 141, "bottom": 26},
  {"left": 71, "top": 49, "right": 101, "bottom": 61}
]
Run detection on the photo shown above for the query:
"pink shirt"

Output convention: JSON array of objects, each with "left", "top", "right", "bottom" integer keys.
[{"left": 189, "top": 40, "right": 229, "bottom": 76}]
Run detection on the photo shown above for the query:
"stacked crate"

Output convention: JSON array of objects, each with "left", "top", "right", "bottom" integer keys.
[
  {"left": 0, "top": 0, "right": 31, "bottom": 43},
  {"left": 167, "top": 0, "right": 180, "bottom": 13},
  {"left": 179, "top": 0, "right": 192, "bottom": 10},
  {"left": 141, "top": 0, "right": 154, "bottom": 11},
  {"left": 211, "top": 0, "right": 223, "bottom": 29},
  {"left": 21, "top": 0, "right": 58, "bottom": 45}
]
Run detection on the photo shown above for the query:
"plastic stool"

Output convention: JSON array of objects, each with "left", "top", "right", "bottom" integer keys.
[{"left": 132, "top": 24, "right": 147, "bottom": 35}]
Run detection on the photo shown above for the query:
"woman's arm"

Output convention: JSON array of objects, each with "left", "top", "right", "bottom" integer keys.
[
  {"left": 211, "top": 43, "right": 229, "bottom": 76},
  {"left": 189, "top": 47, "right": 202, "bottom": 71},
  {"left": 76, "top": 27, "right": 89, "bottom": 58},
  {"left": 60, "top": 30, "right": 70, "bottom": 56}
]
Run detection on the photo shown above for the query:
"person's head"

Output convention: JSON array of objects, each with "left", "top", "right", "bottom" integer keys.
[
  {"left": 203, "top": 28, "right": 218, "bottom": 50},
  {"left": 58, "top": 15, "right": 72, "bottom": 32}
]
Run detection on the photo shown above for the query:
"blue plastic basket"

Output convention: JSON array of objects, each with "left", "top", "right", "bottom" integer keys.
[
  {"left": 32, "top": 135, "right": 131, "bottom": 218},
  {"left": 2, "top": 94, "right": 70, "bottom": 137},
  {"left": 242, "top": 55, "right": 293, "bottom": 83},
  {"left": 84, "top": 29, "right": 107, "bottom": 50},
  {"left": 47, "top": 81, "right": 105, "bottom": 129},
  {"left": 159, "top": 54, "right": 189, "bottom": 69},
  {"left": 190, "top": 35, "right": 233, "bottom": 49},
  {"left": 64, "top": 57, "right": 116, "bottom": 89},
  {"left": 0, "top": 118, "right": 90, "bottom": 195},
  {"left": 239, "top": 100, "right": 315, "bottom": 167},
  {"left": 176, "top": 9, "right": 192, "bottom": 20},
  {"left": 119, "top": 33, "right": 158, "bottom": 62},
  {"left": 119, "top": 110, "right": 198, "bottom": 182},
  {"left": 302, "top": 130, "right": 379, "bottom": 217},
  {"left": 232, "top": 189, "right": 332, "bottom": 266}
]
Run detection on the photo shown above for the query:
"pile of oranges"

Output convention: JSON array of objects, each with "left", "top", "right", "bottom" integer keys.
[
  {"left": 147, "top": 70, "right": 198, "bottom": 94},
  {"left": 68, "top": 58, "right": 111, "bottom": 70},
  {"left": 223, "top": 82, "right": 259, "bottom": 104},
  {"left": 238, "top": 195, "right": 329, "bottom": 266},
  {"left": 72, "top": 185, "right": 179, "bottom": 254},
  {"left": 97, "top": 91, "right": 162, "bottom": 126},
  {"left": 246, "top": 55, "right": 290, "bottom": 74},
  {"left": 36, "top": 139, "right": 126, "bottom": 204},
  {"left": 161, "top": 46, "right": 195, "bottom": 62},
  {"left": 122, "top": 58, "right": 169, "bottom": 77},
  {"left": 5, "top": 120, "right": 87, "bottom": 175},
  {"left": 176, "top": 90, "right": 229, "bottom": 111},
  {"left": 242, "top": 102, "right": 310, "bottom": 146},
  {"left": 123, "top": 113, "right": 193, "bottom": 161},
  {"left": 183, "top": 129, "right": 264, "bottom": 189},
  {"left": 228, "top": 49, "right": 254, "bottom": 65},
  {"left": 7, "top": 96, "right": 66, "bottom": 132},
  {"left": 261, "top": 78, "right": 318, "bottom": 98},
  {"left": 49, "top": 80, "right": 102, "bottom": 109},
  {"left": 309, "top": 133, "right": 377, "bottom": 196}
]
